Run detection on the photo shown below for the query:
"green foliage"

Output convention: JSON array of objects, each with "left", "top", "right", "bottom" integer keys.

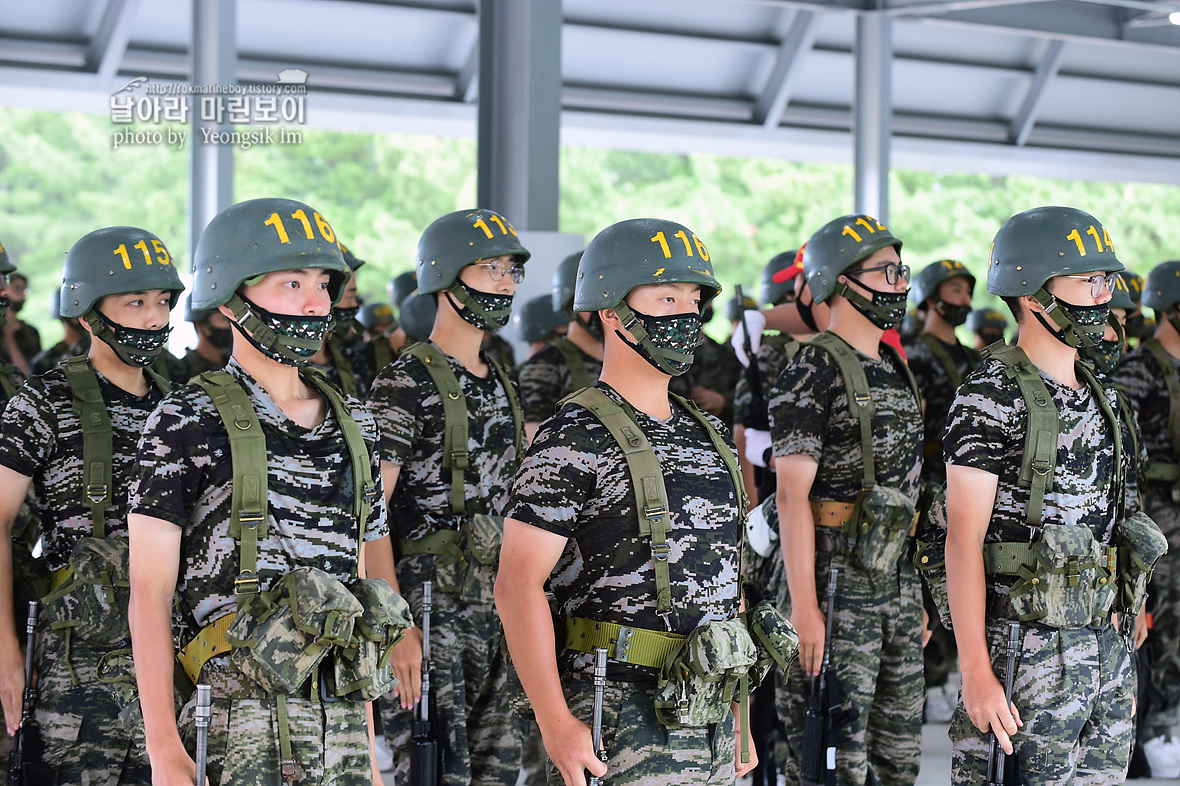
[{"left": 2, "top": 105, "right": 1178, "bottom": 348}]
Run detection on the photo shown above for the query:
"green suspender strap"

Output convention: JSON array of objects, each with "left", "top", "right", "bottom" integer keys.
[
  {"left": 805, "top": 333, "right": 877, "bottom": 500},
  {"left": 0, "top": 361, "right": 16, "bottom": 403},
  {"left": 371, "top": 337, "right": 394, "bottom": 375},
  {"left": 917, "top": 331, "right": 977, "bottom": 390},
  {"left": 551, "top": 337, "right": 594, "bottom": 393},
  {"left": 325, "top": 334, "right": 359, "bottom": 398},
  {"left": 487, "top": 355, "right": 525, "bottom": 467},
  {"left": 1141, "top": 339, "right": 1180, "bottom": 493}
]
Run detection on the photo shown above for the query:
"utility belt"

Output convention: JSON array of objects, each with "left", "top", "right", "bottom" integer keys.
[
  {"left": 917, "top": 514, "right": 1168, "bottom": 630},
  {"left": 563, "top": 602, "right": 798, "bottom": 738},
  {"left": 811, "top": 489, "right": 918, "bottom": 575},
  {"left": 396, "top": 513, "right": 504, "bottom": 602},
  {"left": 178, "top": 566, "right": 411, "bottom": 703}
]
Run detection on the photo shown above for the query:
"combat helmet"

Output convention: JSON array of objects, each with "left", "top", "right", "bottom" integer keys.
[
  {"left": 575, "top": 218, "right": 720, "bottom": 376},
  {"left": 910, "top": 259, "right": 975, "bottom": 307},
  {"left": 515, "top": 294, "right": 568, "bottom": 343},
  {"left": 389, "top": 271, "right": 417, "bottom": 308},
  {"left": 0, "top": 239, "right": 17, "bottom": 329},
  {"left": 726, "top": 293, "right": 758, "bottom": 323},
  {"left": 60, "top": 226, "right": 185, "bottom": 366},
  {"left": 803, "top": 215, "right": 902, "bottom": 305},
  {"left": 760, "top": 250, "right": 800, "bottom": 307},
  {"left": 1143, "top": 260, "right": 1180, "bottom": 337},
  {"left": 192, "top": 198, "right": 349, "bottom": 364},
  {"left": 399, "top": 291, "right": 437, "bottom": 343},
  {"left": 965, "top": 307, "right": 1009, "bottom": 336},
  {"left": 552, "top": 250, "right": 584, "bottom": 315},
  {"left": 358, "top": 302, "right": 396, "bottom": 332},
  {"left": 339, "top": 243, "right": 366, "bottom": 271},
  {"left": 988, "top": 206, "right": 1124, "bottom": 348}
]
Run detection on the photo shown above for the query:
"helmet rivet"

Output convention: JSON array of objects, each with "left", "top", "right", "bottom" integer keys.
[
  {"left": 109, "top": 270, "right": 114, "bottom": 275},
  {"left": 70, "top": 284, "right": 76, "bottom": 290},
  {"left": 207, "top": 267, "right": 212, "bottom": 272},
  {"left": 1016, "top": 266, "right": 1022, "bottom": 271},
  {"left": 598, "top": 275, "right": 604, "bottom": 280},
  {"left": 431, "top": 261, "right": 437, "bottom": 266},
  {"left": 211, "top": 283, "right": 217, "bottom": 289},
  {"left": 603, "top": 291, "right": 609, "bottom": 298},
  {"left": 1059, "top": 252, "right": 1065, "bottom": 257}
]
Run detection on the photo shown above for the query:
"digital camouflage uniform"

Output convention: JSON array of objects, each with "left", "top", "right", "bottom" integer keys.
[
  {"left": 902, "top": 334, "right": 978, "bottom": 485},
  {"left": 684, "top": 334, "right": 742, "bottom": 428},
  {"left": 944, "top": 355, "right": 1138, "bottom": 785},
  {"left": 507, "top": 382, "right": 743, "bottom": 786},
  {"left": 518, "top": 341, "right": 603, "bottom": 425},
  {"left": 0, "top": 363, "right": 161, "bottom": 785},
  {"left": 128, "top": 357, "right": 388, "bottom": 786},
  {"left": 1113, "top": 345, "right": 1180, "bottom": 741},
  {"left": 180, "top": 347, "right": 227, "bottom": 380},
  {"left": 368, "top": 346, "right": 521, "bottom": 786},
  {"left": 768, "top": 337, "right": 925, "bottom": 786}
]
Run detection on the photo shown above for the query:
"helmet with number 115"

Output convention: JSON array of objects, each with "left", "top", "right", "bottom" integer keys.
[
  {"left": 575, "top": 218, "right": 720, "bottom": 376},
  {"left": 192, "top": 198, "right": 350, "bottom": 365},
  {"left": 60, "top": 226, "right": 185, "bottom": 366}
]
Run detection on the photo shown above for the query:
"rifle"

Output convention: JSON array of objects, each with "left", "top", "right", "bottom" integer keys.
[
  {"left": 986, "top": 622, "right": 1022, "bottom": 786},
  {"left": 409, "top": 582, "right": 440, "bottom": 786},
  {"left": 735, "top": 285, "right": 769, "bottom": 431},
  {"left": 194, "top": 684, "right": 211, "bottom": 786},
  {"left": 7, "top": 601, "right": 41, "bottom": 786},
  {"left": 588, "top": 647, "right": 608, "bottom": 786},
  {"left": 800, "top": 568, "right": 856, "bottom": 786}
]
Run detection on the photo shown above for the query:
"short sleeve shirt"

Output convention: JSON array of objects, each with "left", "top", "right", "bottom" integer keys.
[
  {"left": 507, "top": 384, "right": 741, "bottom": 680},
  {"left": 1113, "top": 343, "right": 1179, "bottom": 469},
  {"left": 368, "top": 345, "right": 519, "bottom": 540},
  {"left": 768, "top": 336, "right": 922, "bottom": 503},
  {"left": 127, "top": 358, "right": 387, "bottom": 635},
  {"left": 943, "top": 355, "right": 1132, "bottom": 548},
  {"left": 518, "top": 341, "right": 603, "bottom": 424},
  {"left": 903, "top": 332, "right": 978, "bottom": 481},
  {"left": 0, "top": 363, "right": 164, "bottom": 572}
]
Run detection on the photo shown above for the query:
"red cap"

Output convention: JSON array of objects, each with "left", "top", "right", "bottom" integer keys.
[{"left": 772, "top": 243, "right": 806, "bottom": 284}]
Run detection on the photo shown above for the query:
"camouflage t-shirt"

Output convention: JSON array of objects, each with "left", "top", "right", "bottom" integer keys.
[
  {"left": 903, "top": 332, "right": 979, "bottom": 482},
  {"left": 944, "top": 355, "right": 1134, "bottom": 551},
  {"left": 507, "top": 383, "right": 741, "bottom": 682},
  {"left": 368, "top": 344, "right": 519, "bottom": 541},
  {"left": 0, "top": 362, "right": 164, "bottom": 571},
  {"left": 127, "top": 358, "right": 387, "bottom": 636},
  {"left": 734, "top": 335, "right": 799, "bottom": 428},
  {"left": 1113, "top": 342, "right": 1179, "bottom": 470},
  {"left": 518, "top": 340, "right": 603, "bottom": 424},
  {"left": 768, "top": 336, "right": 922, "bottom": 503},
  {"left": 684, "top": 335, "right": 743, "bottom": 427},
  {"left": 181, "top": 348, "right": 226, "bottom": 382}
]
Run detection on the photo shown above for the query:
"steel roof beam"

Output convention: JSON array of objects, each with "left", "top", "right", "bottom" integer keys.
[
  {"left": 1009, "top": 39, "right": 1065, "bottom": 146},
  {"left": 84, "top": 0, "right": 141, "bottom": 80},
  {"left": 754, "top": 10, "right": 820, "bottom": 129}
]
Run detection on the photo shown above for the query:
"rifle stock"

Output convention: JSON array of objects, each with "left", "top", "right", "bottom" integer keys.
[
  {"left": 588, "top": 647, "right": 608, "bottom": 786},
  {"left": 194, "top": 684, "right": 211, "bottom": 786},
  {"left": 800, "top": 568, "right": 854, "bottom": 786},
  {"left": 986, "top": 621, "right": 1022, "bottom": 786},
  {"left": 7, "top": 601, "right": 39, "bottom": 786},
  {"left": 409, "top": 582, "right": 440, "bottom": 786}
]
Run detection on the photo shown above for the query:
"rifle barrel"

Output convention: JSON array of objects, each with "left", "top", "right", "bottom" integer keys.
[{"left": 194, "top": 684, "right": 211, "bottom": 786}]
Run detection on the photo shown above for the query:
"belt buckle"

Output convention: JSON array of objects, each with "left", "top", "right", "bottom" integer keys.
[{"left": 612, "top": 626, "right": 634, "bottom": 663}]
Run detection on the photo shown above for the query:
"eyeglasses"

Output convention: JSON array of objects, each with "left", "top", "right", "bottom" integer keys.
[
  {"left": 851, "top": 262, "right": 911, "bottom": 286},
  {"left": 473, "top": 262, "right": 525, "bottom": 284},
  {"left": 1061, "top": 272, "right": 1118, "bottom": 299}
]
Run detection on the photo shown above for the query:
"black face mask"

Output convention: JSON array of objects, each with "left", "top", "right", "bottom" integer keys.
[
  {"left": 1124, "top": 312, "right": 1146, "bottom": 340},
  {"left": 936, "top": 301, "right": 972, "bottom": 327},
  {"left": 841, "top": 278, "right": 908, "bottom": 330},
  {"left": 10, "top": 300, "right": 23, "bottom": 315},
  {"left": 205, "top": 325, "right": 233, "bottom": 351},
  {"left": 90, "top": 308, "right": 172, "bottom": 368},
  {"left": 447, "top": 281, "right": 513, "bottom": 331},
  {"left": 979, "top": 331, "right": 1006, "bottom": 347},
  {"left": 579, "top": 311, "right": 605, "bottom": 342},
  {"left": 0, "top": 296, "right": 9, "bottom": 330}
]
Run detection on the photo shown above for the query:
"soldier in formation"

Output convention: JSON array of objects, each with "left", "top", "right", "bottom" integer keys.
[{"left": 0, "top": 225, "right": 184, "bottom": 784}]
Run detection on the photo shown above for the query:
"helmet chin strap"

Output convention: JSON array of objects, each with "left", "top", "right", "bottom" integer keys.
[
  {"left": 224, "top": 292, "right": 325, "bottom": 359},
  {"left": 446, "top": 281, "right": 512, "bottom": 329},
  {"left": 1030, "top": 288, "right": 1102, "bottom": 349},
  {"left": 613, "top": 301, "right": 696, "bottom": 376},
  {"left": 1166, "top": 306, "right": 1180, "bottom": 338}
]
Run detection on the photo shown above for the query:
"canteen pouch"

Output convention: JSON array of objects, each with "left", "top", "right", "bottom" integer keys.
[
  {"left": 96, "top": 648, "right": 146, "bottom": 747},
  {"left": 742, "top": 600, "right": 799, "bottom": 689},
  {"left": 1115, "top": 511, "right": 1169, "bottom": 615},
  {"left": 326, "top": 577, "right": 413, "bottom": 702},
  {"left": 227, "top": 566, "right": 362, "bottom": 694},
  {"left": 459, "top": 514, "right": 505, "bottom": 603},
  {"left": 1008, "top": 524, "right": 1114, "bottom": 628},
  {"left": 42, "top": 536, "right": 131, "bottom": 646},
  {"left": 848, "top": 485, "right": 916, "bottom": 576},
  {"left": 913, "top": 488, "right": 952, "bottom": 630},
  {"left": 654, "top": 617, "right": 757, "bottom": 727}
]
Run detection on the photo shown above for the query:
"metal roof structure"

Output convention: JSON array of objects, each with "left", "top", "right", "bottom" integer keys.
[{"left": 2, "top": 0, "right": 1180, "bottom": 186}]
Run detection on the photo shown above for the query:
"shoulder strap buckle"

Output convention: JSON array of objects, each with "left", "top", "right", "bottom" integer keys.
[
  {"left": 85, "top": 483, "right": 109, "bottom": 505},
  {"left": 234, "top": 571, "right": 260, "bottom": 596}
]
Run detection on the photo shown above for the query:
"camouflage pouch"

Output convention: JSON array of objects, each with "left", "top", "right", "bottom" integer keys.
[
  {"left": 1008, "top": 524, "right": 1112, "bottom": 628},
  {"left": 326, "top": 577, "right": 412, "bottom": 702},
  {"left": 742, "top": 600, "right": 799, "bottom": 689},
  {"left": 227, "top": 566, "right": 362, "bottom": 694},
  {"left": 914, "top": 488, "right": 952, "bottom": 629},
  {"left": 96, "top": 648, "right": 145, "bottom": 743},
  {"left": 42, "top": 536, "right": 131, "bottom": 646},
  {"left": 464, "top": 514, "right": 504, "bottom": 566},
  {"left": 654, "top": 617, "right": 757, "bottom": 727},
  {"left": 1116, "top": 511, "right": 1169, "bottom": 615},
  {"left": 848, "top": 485, "right": 916, "bottom": 576}
]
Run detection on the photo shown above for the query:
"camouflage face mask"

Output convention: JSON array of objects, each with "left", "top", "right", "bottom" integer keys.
[
  {"left": 232, "top": 295, "right": 331, "bottom": 366},
  {"left": 1036, "top": 295, "right": 1110, "bottom": 349},
  {"left": 840, "top": 279, "right": 908, "bottom": 330},
  {"left": 447, "top": 281, "right": 514, "bottom": 331},
  {"left": 1083, "top": 338, "right": 1123, "bottom": 372},
  {"left": 616, "top": 304, "right": 702, "bottom": 377},
  {"left": 90, "top": 308, "right": 172, "bottom": 368},
  {"left": 332, "top": 304, "right": 361, "bottom": 336}
]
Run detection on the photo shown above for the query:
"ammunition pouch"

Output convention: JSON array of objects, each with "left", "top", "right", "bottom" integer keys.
[
  {"left": 654, "top": 617, "right": 757, "bottom": 727},
  {"left": 846, "top": 485, "right": 917, "bottom": 576},
  {"left": 1115, "top": 511, "right": 1168, "bottom": 615},
  {"left": 988, "top": 525, "right": 1116, "bottom": 628},
  {"left": 324, "top": 577, "right": 412, "bottom": 702},
  {"left": 914, "top": 487, "right": 953, "bottom": 629},
  {"left": 226, "top": 566, "right": 362, "bottom": 694},
  {"left": 41, "top": 536, "right": 131, "bottom": 646},
  {"left": 400, "top": 514, "right": 505, "bottom": 603},
  {"left": 741, "top": 600, "right": 799, "bottom": 689},
  {"left": 96, "top": 648, "right": 144, "bottom": 743}
]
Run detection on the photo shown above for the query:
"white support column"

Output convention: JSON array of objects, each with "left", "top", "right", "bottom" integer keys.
[
  {"left": 853, "top": 11, "right": 892, "bottom": 224},
  {"left": 189, "top": 0, "right": 236, "bottom": 256}
]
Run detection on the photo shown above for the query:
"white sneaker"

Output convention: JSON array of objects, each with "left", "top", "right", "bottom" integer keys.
[
  {"left": 374, "top": 734, "right": 394, "bottom": 773},
  {"left": 1144, "top": 735, "right": 1180, "bottom": 779}
]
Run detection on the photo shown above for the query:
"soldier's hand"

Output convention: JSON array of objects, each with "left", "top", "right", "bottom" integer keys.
[
  {"left": 792, "top": 604, "right": 826, "bottom": 676},
  {"left": 0, "top": 638, "right": 25, "bottom": 736},
  {"left": 962, "top": 669, "right": 1022, "bottom": 755},
  {"left": 390, "top": 626, "right": 423, "bottom": 709},
  {"left": 149, "top": 739, "right": 206, "bottom": 785},
  {"left": 922, "top": 608, "right": 933, "bottom": 649},
  {"left": 1134, "top": 608, "right": 1149, "bottom": 650},
  {"left": 733, "top": 708, "right": 759, "bottom": 778},
  {"left": 539, "top": 711, "right": 606, "bottom": 786}
]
